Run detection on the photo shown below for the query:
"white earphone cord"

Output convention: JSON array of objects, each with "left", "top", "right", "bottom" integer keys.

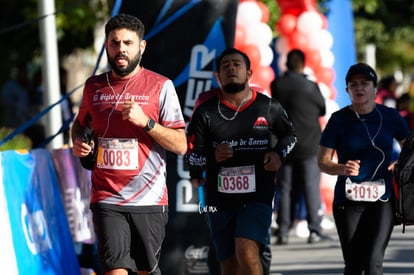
[{"left": 356, "top": 107, "right": 385, "bottom": 180}]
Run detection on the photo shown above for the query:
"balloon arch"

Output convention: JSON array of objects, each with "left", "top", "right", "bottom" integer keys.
[{"left": 235, "top": 0, "right": 337, "bottom": 213}]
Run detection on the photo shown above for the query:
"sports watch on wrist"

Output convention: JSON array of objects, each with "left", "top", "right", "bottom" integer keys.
[{"left": 144, "top": 118, "right": 155, "bottom": 132}]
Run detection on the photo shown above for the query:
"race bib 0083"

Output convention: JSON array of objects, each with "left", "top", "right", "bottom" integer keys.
[{"left": 96, "top": 137, "right": 138, "bottom": 170}]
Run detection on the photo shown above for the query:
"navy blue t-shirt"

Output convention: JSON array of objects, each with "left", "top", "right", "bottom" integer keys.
[{"left": 320, "top": 104, "right": 410, "bottom": 204}]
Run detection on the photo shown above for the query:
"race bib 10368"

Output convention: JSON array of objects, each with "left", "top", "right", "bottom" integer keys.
[{"left": 217, "top": 165, "right": 256, "bottom": 194}]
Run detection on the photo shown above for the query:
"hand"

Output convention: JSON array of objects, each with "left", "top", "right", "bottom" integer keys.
[
  {"left": 122, "top": 97, "right": 148, "bottom": 127},
  {"left": 388, "top": 160, "right": 397, "bottom": 172},
  {"left": 72, "top": 136, "right": 94, "bottom": 157},
  {"left": 215, "top": 143, "right": 233, "bottom": 162},
  {"left": 343, "top": 160, "right": 360, "bottom": 176},
  {"left": 264, "top": 151, "right": 281, "bottom": 171}
]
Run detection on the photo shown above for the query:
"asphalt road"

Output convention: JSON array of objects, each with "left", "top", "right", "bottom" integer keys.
[{"left": 269, "top": 216, "right": 414, "bottom": 275}]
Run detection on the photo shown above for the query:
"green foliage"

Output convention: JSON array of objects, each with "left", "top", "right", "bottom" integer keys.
[
  {"left": 1, "top": 0, "right": 414, "bottom": 84},
  {"left": 352, "top": 0, "right": 379, "bottom": 13},
  {"left": 352, "top": 0, "right": 414, "bottom": 74},
  {"left": 0, "top": 0, "right": 108, "bottom": 86},
  {"left": 0, "top": 128, "right": 32, "bottom": 151},
  {"left": 258, "top": 0, "right": 280, "bottom": 35}
]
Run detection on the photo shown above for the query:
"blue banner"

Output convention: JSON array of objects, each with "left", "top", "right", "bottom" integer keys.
[
  {"left": 326, "top": 0, "right": 356, "bottom": 107},
  {"left": 1, "top": 149, "right": 80, "bottom": 275}
]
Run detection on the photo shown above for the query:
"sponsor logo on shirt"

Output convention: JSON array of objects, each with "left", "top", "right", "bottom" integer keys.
[{"left": 253, "top": 116, "right": 269, "bottom": 130}]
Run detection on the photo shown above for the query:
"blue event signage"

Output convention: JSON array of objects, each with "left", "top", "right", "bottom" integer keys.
[{"left": 1, "top": 149, "right": 80, "bottom": 275}]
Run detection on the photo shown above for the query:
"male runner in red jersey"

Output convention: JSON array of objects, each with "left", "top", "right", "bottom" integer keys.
[{"left": 71, "top": 14, "right": 186, "bottom": 275}]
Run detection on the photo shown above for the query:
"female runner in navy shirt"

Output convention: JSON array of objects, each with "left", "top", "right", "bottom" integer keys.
[{"left": 318, "top": 63, "right": 410, "bottom": 275}]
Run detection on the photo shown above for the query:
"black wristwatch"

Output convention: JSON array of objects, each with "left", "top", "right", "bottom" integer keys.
[{"left": 144, "top": 118, "right": 155, "bottom": 132}]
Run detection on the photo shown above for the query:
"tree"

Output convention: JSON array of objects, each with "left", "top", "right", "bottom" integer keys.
[
  {"left": 1, "top": 0, "right": 414, "bottom": 86},
  {"left": 352, "top": 0, "right": 414, "bottom": 75},
  {"left": 0, "top": 0, "right": 110, "bottom": 86}
]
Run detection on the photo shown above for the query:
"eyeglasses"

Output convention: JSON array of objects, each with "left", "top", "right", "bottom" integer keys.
[{"left": 347, "top": 81, "right": 373, "bottom": 90}]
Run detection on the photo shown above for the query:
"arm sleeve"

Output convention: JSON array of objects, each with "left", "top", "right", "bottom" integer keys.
[
  {"left": 159, "top": 79, "right": 186, "bottom": 128},
  {"left": 269, "top": 99, "right": 297, "bottom": 159},
  {"left": 319, "top": 112, "right": 339, "bottom": 149},
  {"left": 186, "top": 108, "right": 209, "bottom": 179}
]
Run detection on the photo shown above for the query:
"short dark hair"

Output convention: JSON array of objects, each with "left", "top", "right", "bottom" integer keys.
[
  {"left": 286, "top": 49, "right": 305, "bottom": 71},
  {"left": 215, "top": 48, "right": 251, "bottom": 72},
  {"left": 105, "top": 13, "right": 145, "bottom": 40}
]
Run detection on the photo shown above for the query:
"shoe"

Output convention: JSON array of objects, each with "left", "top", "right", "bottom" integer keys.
[
  {"left": 276, "top": 236, "right": 288, "bottom": 245},
  {"left": 307, "top": 232, "right": 332, "bottom": 244}
]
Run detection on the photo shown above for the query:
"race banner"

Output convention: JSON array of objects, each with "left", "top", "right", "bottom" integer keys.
[
  {"left": 0, "top": 149, "right": 81, "bottom": 275},
  {"left": 50, "top": 148, "right": 95, "bottom": 244},
  {"left": 0, "top": 157, "right": 18, "bottom": 274}
]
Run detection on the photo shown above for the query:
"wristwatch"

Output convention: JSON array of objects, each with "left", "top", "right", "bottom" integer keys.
[{"left": 144, "top": 118, "right": 155, "bottom": 132}]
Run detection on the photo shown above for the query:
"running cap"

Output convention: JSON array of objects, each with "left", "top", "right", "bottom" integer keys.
[{"left": 345, "top": 63, "right": 377, "bottom": 86}]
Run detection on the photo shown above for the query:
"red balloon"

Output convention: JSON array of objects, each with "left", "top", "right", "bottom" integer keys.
[
  {"left": 276, "top": 0, "right": 317, "bottom": 15},
  {"left": 285, "top": 8, "right": 305, "bottom": 16},
  {"left": 257, "top": 1, "right": 270, "bottom": 23},
  {"left": 234, "top": 24, "right": 247, "bottom": 48},
  {"left": 314, "top": 67, "right": 335, "bottom": 85},
  {"left": 328, "top": 85, "right": 337, "bottom": 100},
  {"left": 276, "top": 14, "right": 297, "bottom": 36},
  {"left": 304, "top": 49, "right": 322, "bottom": 69},
  {"left": 250, "top": 65, "right": 275, "bottom": 91},
  {"left": 240, "top": 44, "right": 262, "bottom": 70},
  {"left": 289, "top": 31, "right": 308, "bottom": 51},
  {"left": 320, "top": 14, "right": 328, "bottom": 29}
]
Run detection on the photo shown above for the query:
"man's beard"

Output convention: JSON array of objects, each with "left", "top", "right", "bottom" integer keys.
[
  {"left": 222, "top": 82, "right": 247, "bottom": 94},
  {"left": 107, "top": 50, "right": 141, "bottom": 77}
]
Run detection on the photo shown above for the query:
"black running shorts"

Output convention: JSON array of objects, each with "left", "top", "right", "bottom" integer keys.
[{"left": 91, "top": 204, "right": 168, "bottom": 274}]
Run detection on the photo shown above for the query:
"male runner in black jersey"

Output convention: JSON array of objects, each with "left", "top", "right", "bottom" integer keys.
[{"left": 187, "top": 48, "right": 297, "bottom": 275}]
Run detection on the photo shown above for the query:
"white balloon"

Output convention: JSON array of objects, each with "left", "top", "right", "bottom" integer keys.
[
  {"left": 297, "top": 11, "right": 323, "bottom": 34},
  {"left": 318, "top": 82, "right": 331, "bottom": 99},
  {"left": 245, "top": 22, "right": 273, "bottom": 46},
  {"left": 304, "top": 67, "right": 317, "bottom": 82},
  {"left": 320, "top": 50, "right": 335, "bottom": 68},
  {"left": 236, "top": 2, "right": 262, "bottom": 27},
  {"left": 307, "top": 29, "right": 334, "bottom": 50},
  {"left": 325, "top": 99, "right": 340, "bottom": 119},
  {"left": 259, "top": 45, "right": 274, "bottom": 66}
]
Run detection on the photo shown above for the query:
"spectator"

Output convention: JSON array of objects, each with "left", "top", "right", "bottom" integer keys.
[
  {"left": 375, "top": 75, "right": 398, "bottom": 108},
  {"left": 397, "top": 93, "right": 414, "bottom": 130},
  {"left": 271, "top": 49, "right": 328, "bottom": 245},
  {"left": 0, "top": 64, "right": 30, "bottom": 128},
  {"left": 59, "top": 67, "right": 74, "bottom": 144}
]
